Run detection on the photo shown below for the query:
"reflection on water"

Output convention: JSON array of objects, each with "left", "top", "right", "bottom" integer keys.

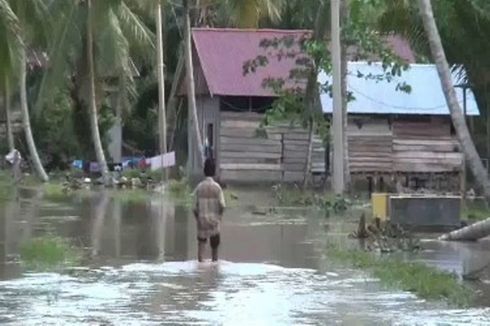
[{"left": 0, "top": 190, "right": 489, "bottom": 325}]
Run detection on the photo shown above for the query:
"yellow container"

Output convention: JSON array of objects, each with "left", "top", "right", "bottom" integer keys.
[{"left": 372, "top": 193, "right": 390, "bottom": 221}]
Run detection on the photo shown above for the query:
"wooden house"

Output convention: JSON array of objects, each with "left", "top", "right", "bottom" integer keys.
[
  {"left": 183, "top": 28, "right": 479, "bottom": 189},
  {"left": 320, "top": 62, "right": 479, "bottom": 191},
  {"left": 183, "top": 28, "right": 318, "bottom": 182}
]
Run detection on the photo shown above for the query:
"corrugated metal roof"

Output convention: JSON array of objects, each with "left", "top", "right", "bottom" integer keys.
[
  {"left": 192, "top": 28, "right": 310, "bottom": 97},
  {"left": 319, "top": 62, "right": 480, "bottom": 116},
  {"left": 192, "top": 28, "right": 416, "bottom": 98}
]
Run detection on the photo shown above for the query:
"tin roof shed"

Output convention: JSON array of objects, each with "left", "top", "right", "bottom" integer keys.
[{"left": 319, "top": 62, "right": 480, "bottom": 116}]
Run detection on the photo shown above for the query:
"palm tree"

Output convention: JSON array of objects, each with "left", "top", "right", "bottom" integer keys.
[
  {"left": 86, "top": 0, "right": 110, "bottom": 183},
  {"left": 9, "top": 0, "right": 49, "bottom": 182},
  {"left": 155, "top": 0, "right": 167, "bottom": 180},
  {"left": 183, "top": 0, "right": 204, "bottom": 168},
  {"left": 3, "top": 79, "right": 14, "bottom": 151},
  {"left": 37, "top": 0, "right": 154, "bottom": 183},
  {"left": 220, "top": 0, "right": 284, "bottom": 28},
  {"left": 418, "top": 0, "right": 490, "bottom": 201},
  {"left": 0, "top": 2, "right": 19, "bottom": 152}
]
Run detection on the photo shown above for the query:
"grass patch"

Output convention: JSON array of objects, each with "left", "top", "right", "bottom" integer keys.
[
  {"left": 462, "top": 200, "right": 490, "bottom": 221},
  {"left": 167, "top": 178, "right": 192, "bottom": 198},
  {"left": 122, "top": 168, "right": 167, "bottom": 183},
  {"left": 43, "top": 183, "right": 70, "bottom": 202},
  {"left": 20, "top": 236, "right": 81, "bottom": 270},
  {"left": 327, "top": 245, "right": 472, "bottom": 307},
  {"left": 272, "top": 184, "right": 351, "bottom": 213},
  {"left": 0, "top": 171, "right": 14, "bottom": 202}
]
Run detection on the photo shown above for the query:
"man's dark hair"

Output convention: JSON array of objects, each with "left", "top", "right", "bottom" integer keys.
[{"left": 204, "top": 158, "right": 216, "bottom": 177}]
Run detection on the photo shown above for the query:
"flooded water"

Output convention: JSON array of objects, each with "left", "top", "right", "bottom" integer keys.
[{"left": 0, "top": 188, "right": 490, "bottom": 325}]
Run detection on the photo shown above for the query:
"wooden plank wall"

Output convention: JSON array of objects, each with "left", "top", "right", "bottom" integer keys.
[
  {"left": 347, "top": 116, "right": 463, "bottom": 175},
  {"left": 347, "top": 117, "right": 393, "bottom": 173},
  {"left": 219, "top": 113, "right": 463, "bottom": 182},
  {"left": 392, "top": 118, "right": 463, "bottom": 173},
  {"left": 219, "top": 111, "right": 325, "bottom": 182}
]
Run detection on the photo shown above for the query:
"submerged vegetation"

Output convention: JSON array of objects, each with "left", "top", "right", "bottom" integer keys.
[
  {"left": 111, "top": 189, "right": 152, "bottom": 204},
  {"left": 327, "top": 245, "right": 472, "bottom": 308},
  {"left": 20, "top": 236, "right": 82, "bottom": 270},
  {"left": 0, "top": 172, "right": 13, "bottom": 202},
  {"left": 43, "top": 183, "right": 71, "bottom": 202},
  {"left": 463, "top": 200, "right": 490, "bottom": 221},
  {"left": 272, "top": 184, "right": 352, "bottom": 213}
]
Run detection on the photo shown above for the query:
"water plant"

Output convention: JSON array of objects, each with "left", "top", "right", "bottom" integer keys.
[
  {"left": 272, "top": 183, "right": 352, "bottom": 213},
  {"left": 326, "top": 245, "right": 472, "bottom": 308},
  {"left": 20, "top": 236, "right": 82, "bottom": 270},
  {"left": 43, "top": 183, "right": 71, "bottom": 202}
]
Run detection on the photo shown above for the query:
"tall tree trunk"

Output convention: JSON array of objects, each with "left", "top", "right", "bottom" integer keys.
[
  {"left": 87, "top": 0, "right": 110, "bottom": 184},
  {"left": 4, "top": 78, "right": 14, "bottom": 151},
  {"left": 303, "top": 117, "right": 314, "bottom": 188},
  {"left": 167, "top": 45, "right": 184, "bottom": 151},
  {"left": 19, "top": 47, "right": 49, "bottom": 182},
  {"left": 302, "top": 1, "right": 329, "bottom": 188},
  {"left": 340, "top": 0, "right": 351, "bottom": 191},
  {"left": 418, "top": 0, "right": 490, "bottom": 201},
  {"left": 184, "top": 0, "right": 204, "bottom": 168},
  {"left": 486, "top": 93, "right": 490, "bottom": 164},
  {"left": 332, "top": 0, "right": 345, "bottom": 194},
  {"left": 156, "top": 0, "right": 168, "bottom": 180}
]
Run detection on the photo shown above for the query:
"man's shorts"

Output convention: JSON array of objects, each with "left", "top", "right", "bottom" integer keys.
[{"left": 197, "top": 234, "right": 221, "bottom": 249}]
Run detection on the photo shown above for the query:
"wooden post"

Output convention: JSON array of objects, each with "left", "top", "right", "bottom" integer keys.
[
  {"left": 156, "top": 0, "right": 168, "bottom": 181},
  {"left": 331, "top": 0, "right": 345, "bottom": 194}
]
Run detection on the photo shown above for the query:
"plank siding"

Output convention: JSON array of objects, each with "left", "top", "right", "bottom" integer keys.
[
  {"left": 215, "top": 112, "right": 462, "bottom": 183},
  {"left": 392, "top": 117, "right": 462, "bottom": 173},
  {"left": 219, "top": 111, "right": 325, "bottom": 182},
  {"left": 347, "top": 116, "right": 463, "bottom": 175}
]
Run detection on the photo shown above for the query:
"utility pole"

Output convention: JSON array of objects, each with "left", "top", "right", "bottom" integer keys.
[
  {"left": 331, "top": 0, "right": 345, "bottom": 194},
  {"left": 156, "top": 0, "right": 168, "bottom": 181}
]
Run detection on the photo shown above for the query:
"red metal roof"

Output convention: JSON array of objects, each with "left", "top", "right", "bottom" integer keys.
[
  {"left": 192, "top": 28, "right": 310, "bottom": 97},
  {"left": 192, "top": 28, "right": 415, "bottom": 97}
]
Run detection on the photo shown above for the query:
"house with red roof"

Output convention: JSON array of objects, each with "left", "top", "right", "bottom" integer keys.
[{"left": 182, "top": 28, "right": 478, "bottom": 190}]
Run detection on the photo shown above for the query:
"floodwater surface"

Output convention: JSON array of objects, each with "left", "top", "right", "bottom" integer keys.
[{"left": 0, "top": 189, "right": 489, "bottom": 325}]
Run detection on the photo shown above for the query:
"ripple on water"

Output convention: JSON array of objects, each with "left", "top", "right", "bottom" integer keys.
[{"left": 0, "top": 261, "right": 488, "bottom": 325}]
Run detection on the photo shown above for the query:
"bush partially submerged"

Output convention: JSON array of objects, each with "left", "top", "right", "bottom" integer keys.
[
  {"left": 272, "top": 184, "right": 351, "bottom": 213},
  {"left": 43, "top": 183, "right": 70, "bottom": 202},
  {"left": 327, "top": 245, "right": 472, "bottom": 307},
  {"left": 20, "top": 236, "right": 81, "bottom": 270}
]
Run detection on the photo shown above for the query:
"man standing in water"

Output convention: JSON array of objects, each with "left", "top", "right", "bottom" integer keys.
[{"left": 193, "top": 159, "right": 226, "bottom": 262}]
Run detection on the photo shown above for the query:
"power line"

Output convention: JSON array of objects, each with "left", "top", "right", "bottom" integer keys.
[{"left": 342, "top": 84, "right": 476, "bottom": 113}]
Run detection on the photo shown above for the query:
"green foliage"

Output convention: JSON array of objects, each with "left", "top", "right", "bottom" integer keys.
[
  {"left": 463, "top": 200, "right": 490, "bottom": 221},
  {"left": 122, "top": 168, "right": 166, "bottom": 183},
  {"left": 20, "top": 235, "right": 81, "bottom": 270},
  {"left": 31, "top": 89, "right": 81, "bottom": 169},
  {"left": 167, "top": 177, "right": 192, "bottom": 202},
  {"left": 327, "top": 245, "right": 472, "bottom": 308},
  {"left": 0, "top": 171, "right": 13, "bottom": 202},
  {"left": 43, "top": 183, "right": 70, "bottom": 202}
]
